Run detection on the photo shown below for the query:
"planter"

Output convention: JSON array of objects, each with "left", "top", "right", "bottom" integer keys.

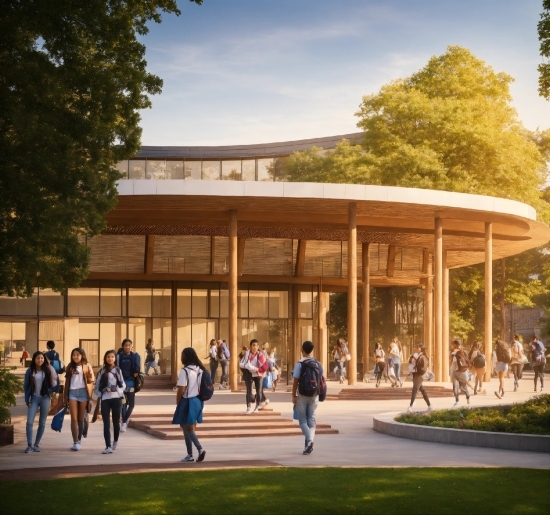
[{"left": 0, "top": 424, "right": 14, "bottom": 446}]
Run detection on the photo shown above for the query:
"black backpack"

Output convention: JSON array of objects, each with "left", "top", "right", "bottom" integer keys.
[
  {"left": 134, "top": 372, "right": 145, "bottom": 393},
  {"left": 298, "top": 359, "right": 321, "bottom": 397},
  {"left": 473, "top": 353, "right": 486, "bottom": 369},
  {"left": 198, "top": 369, "right": 214, "bottom": 402}
]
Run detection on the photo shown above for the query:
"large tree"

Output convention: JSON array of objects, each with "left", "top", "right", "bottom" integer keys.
[
  {"left": 539, "top": 0, "right": 550, "bottom": 99},
  {"left": 0, "top": 0, "right": 202, "bottom": 297}
]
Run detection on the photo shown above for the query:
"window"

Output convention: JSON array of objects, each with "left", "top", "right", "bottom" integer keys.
[
  {"left": 242, "top": 160, "right": 256, "bottom": 181},
  {"left": 146, "top": 160, "right": 167, "bottom": 180},
  {"left": 68, "top": 288, "right": 99, "bottom": 317},
  {"left": 192, "top": 289, "right": 208, "bottom": 318},
  {"left": 222, "top": 160, "right": 241, "bottom": 180},
  {"left": 202, "top": 160, "right": 221, "bottom": 180},
  {"left": 100, "top": 285, "right": 126, "bottom": 317},
  {"left": 184, "top": 161, "right": 201, "bottom": 180},
  {"left": 128, "top": 286, "right": 152, "bottom": 317},
  {"left": 257, "top": 158, "right": 274, "bottom": 181},
  {"left": 166, "top": 161, "right": 184, "bottom": 180},
  {"left": 128, "top": 160, "right": 146, "bottom": 179},
  {"left": 38, "top": 289, "right": 64, "bottom": 316},
  {"left": 249, "top": 290, "right": 268, "bottom": 318},
  {"left": 177, "top": 289, "right": 192, "bottom": 318},
  {"left": 269, "top": 290, "right": 288, "bottom": 318},
  {"left": 115, "top": 161, "right": 128, "bottom": 179},
  {"left": 153, "top": 287, "right": 171, "bottom": 318}
]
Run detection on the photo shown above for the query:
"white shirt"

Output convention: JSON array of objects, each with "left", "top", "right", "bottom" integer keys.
[
  {"left": 70, "top": 365, "right": 86, "bottom": 390},
  {"left": 33, "top": 371, "right": 45, "bottom": 395},
  {"left": 177, "top": 365, "right": 201, "bottom": 398}
]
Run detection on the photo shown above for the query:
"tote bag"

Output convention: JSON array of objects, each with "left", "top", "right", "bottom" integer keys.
[{"left": 51, "top": 406, "right": 67, "bottom": 432}]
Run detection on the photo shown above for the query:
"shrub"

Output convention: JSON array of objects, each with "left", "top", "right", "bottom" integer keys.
[{"left": 0, "top": 367, "right": 23, "bottom": 424}]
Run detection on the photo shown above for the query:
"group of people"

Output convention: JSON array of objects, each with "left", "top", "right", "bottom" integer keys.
[
  {"left": 372, "top": 337, "right": 405, "bottom": 388},
  {"left": 206, "top": 339, "right": 231, "bottom": 389},
  {"left": 24, "top": 339, "right": 140, "bottom": 454}
]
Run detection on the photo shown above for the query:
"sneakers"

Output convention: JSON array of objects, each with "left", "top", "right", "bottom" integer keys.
[
  {"left": 197, "top": 449, "right": 206, "bottom": 462},
  {"left": 245, "top": 406, "right": 252, "bottom": 414},
  {"left": 375, "top": 383, "right": 380, "bottom": 388},
  {"left": 32, "top": 444, "right": 40, "bottom": 452},
  {"left": 112, "top": 441, "right": 118, "bottom": 450},
  {"left": 500, "top": 390, "right": 505, "bottom": 398},
  {"left": 71, "top": 442, "right": 81, "bottom": 451},
  {"left": 513, "top": 385, "right": 518, "bottom": 392},
  {"left": 25, "top": 445, "right": 33, "bottom": 453},
  {"left": 427, "top": 405, "right": 433, "bottom": 412},
  {"left": 102, "top": 447, "right": 113, "bottom": 454},
  {"left": 265, "top": 399, "right": 270, "bottom": 405},
  {"left": 120, "top": 422, "right": 128, "bottom": 432},
  {"left": 252, "top": 406, "right": 259, "bottom": 413},
  {"left": 272, "top": 386, "right": 276, "bottom": 392},
  {"left": 494, "top": 391, "right": 501, "bottom": 399},
  {"left": 453, "top": 401, "right": 460, "bottom": 407},
  {"left": 181, "top": 455, "right": 194, "bottom": 462},
  {"left": 259, "top": 401, "right": 266, "bottom": 408},
  {"left": 466, "top": 397, "right": 470, "bottom": 405},
  {"left": 303, "top": 441, "right": 314, "bottom": 455},
  {"left": 406, "top": 406, "right": 413, "bottom": 413}
]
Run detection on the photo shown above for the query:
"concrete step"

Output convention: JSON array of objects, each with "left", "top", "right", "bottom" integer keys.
[
  {"left": 141, "top": 375, "right": 174, "bottom": 390},
  {"left": 147, "top": 427, "right": 339, "bottom": 440},
  {"left": 132, "top": 422, "right": 334, "bottom": 432},
  {"left": 130, "top": 410, "right": 278, "bottom": 419},
  {"left": 133, "top": 416, "right": 286, "bottom": 425},
  {"left": 334, "top": 386, "right": 454, "bottom": 400}
]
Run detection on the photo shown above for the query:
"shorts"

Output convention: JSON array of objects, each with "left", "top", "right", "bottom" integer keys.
[
  {"left": 495, "top": 362, "right": 508, "bottom": 373},
  {"left": 68, "top": 387, "right": 89, "bottom": 402}
]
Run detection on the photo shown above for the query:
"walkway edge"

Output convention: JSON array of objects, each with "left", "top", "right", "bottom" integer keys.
[{"left": 372, "top": 412, "right": 550, "bottom": 453}]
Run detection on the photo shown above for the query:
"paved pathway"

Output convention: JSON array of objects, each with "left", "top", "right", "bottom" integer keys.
[{"left": 1, "top": 375, "right": 548, "bottom": 480}]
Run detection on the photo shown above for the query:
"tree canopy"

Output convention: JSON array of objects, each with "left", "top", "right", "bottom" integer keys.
[
  {"left": 539, "top": 0, "right": 550, "bottom": 100},
  {"left": 0, "top": 0, "right": 202, "bottom": 297}
]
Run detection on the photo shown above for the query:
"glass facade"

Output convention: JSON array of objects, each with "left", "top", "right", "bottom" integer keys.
[{"left": 0, "top": 283, "right": 314, "bottom": 379}]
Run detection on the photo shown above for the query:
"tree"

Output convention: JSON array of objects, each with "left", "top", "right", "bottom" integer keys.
[
  {"left": 539, "top": 0, "right": 550, "bottom": 100},
  {"left": 0, "top": 1, "right": 202, "bottom": 297}
]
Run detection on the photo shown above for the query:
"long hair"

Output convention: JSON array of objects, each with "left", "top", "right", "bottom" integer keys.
[
  {"left": 99, "top": 350, "right": 118, "bottom": 391},
  {"left": 468, "top": 340, "right": 482, "bottom": 360},
  {"left": 66, "top": 347, "right": 88, "bottom": 375},
  {"left": 30, "top": 351, "right": 50, "bottom": 373},
  {"left": 30, "top": 351, "right": 52, "bottom": 396},
  {"left": 181, "top": 347, "right": 206, "bottom": 371},
  {"left": 336, "top": 338, "right": 346, "bottom": 349}
]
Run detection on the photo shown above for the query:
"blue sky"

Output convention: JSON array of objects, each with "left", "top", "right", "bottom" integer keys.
[{"left": 139, "top": 0, "right": 550, "bottom": 145}]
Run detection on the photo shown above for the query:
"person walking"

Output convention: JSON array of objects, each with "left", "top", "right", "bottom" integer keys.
[
  {"left": 239, "top": 345, "right": 254, "bottom": 412},
  {"left": 406, "top": 344, "right": 432, "bottom": 413},
  {"left": 144, "top": 338, "right": 160, "bottom": 376},
  {"left": 493, "top": 339, "right": 511, "bottom": 399},
  {"left": 242, "top": 339, "right": 269, "bottom": 413},
  {"left": 291, "top": 340, "right": 325, "bottom": 455},
  {"left": 468, "top": 341, "right": 486, "bottom": 395},
  {"left": 172, "top": 347, "right": 206, "bottom": 463},
  {"left": 389, "top": 337, "right": 403, "bottom": 387},
  {"left": 94, "top": 350, "right": 126, "bottom": 454},
  {"left": 374, "top": 342, "right": 385, "bottom": 388},
  {"left": 530, "top": 335, "right": 546, "bottom": 393},
  {"left": 206, "top": 339, "right": 218, "bottom": 383},
  {"left": 117, "top": 338, "right": 141, "bottom": 432},
  {"left": 64, "top": 348, "right": 95, "bottom": 451},
  {"left": 217, "top": 339, "right": 230, "bottom": 390},
  {"left": 44, "top": 341, "right": 65, "bottom": 374},
  {"left": 265, "top": 344, "right": 279, "bottom": 392},
  {"left": 510, "top": 335, "right": 527, "bottom": 392},
  {"left": 449, "top": 339, "right": 470, "bottom": 407},
  {"left": 333, "top": 339, "right": 347, "bottom": 383},
  {"left": 23, "top": 351, "right": 59, "bottom": 453}
]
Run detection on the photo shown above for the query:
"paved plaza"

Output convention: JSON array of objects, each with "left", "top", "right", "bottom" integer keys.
[{"left": 1, "top": 372, "right": 548, "bottom": 480}]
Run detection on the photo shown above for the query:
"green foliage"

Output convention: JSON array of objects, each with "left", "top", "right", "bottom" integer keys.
[
  {"left": 397, "top": 394, "right": 550, "bottom": 435},
  {"left": 1, "top": 468, "right": 549, "bottom": 515},
  {"left": 539, "top": 0, "right": 550, "bottom": 100},
  {"left": 0, "top": 367, "right": 23, "bottom": 423},
  {"left": 0, "top": 1, "right": 202, "bottom": 296}
]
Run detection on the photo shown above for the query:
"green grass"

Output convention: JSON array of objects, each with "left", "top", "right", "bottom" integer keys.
[
  {"left": 397, "top": 394, "right": 550, "bottom": 434},
  {"left": 1, "top": 468, "right": 549, "bottom": 514}
]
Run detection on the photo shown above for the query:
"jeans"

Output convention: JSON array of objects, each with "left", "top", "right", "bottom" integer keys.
[
  {"left": 375, "top": 362, "right": 385, "bottom": 383},
  {"left": 220, "top": 360, "right": 229, "bottom": 385},
  {"left": 101, "top": 398, "right": 122, "bottom": 447},
  {"left": 336, "top": 361, "right": 345, "bottom": 380},
  {"left": 182, "top": 425, "right": 202, "bottom": 456},
  {"left": 122, "top": 391, "right": 135, "bottom": 423},
  {"left": 393, "top": 362, "right": 401, "bottom": 383},
  {"left": 533, "top": 364, "right": 544, "bottom": 389},
  {"left": 296, "top": 395, "right": 319, "bottom": 444},
  {"left": 26, "top": 395, "right": 51, "bottom": 445},
  {"left": 209, "top": 361, "right": 218, "bottom": 382},
  {"left": 451, "top": 370, "right": 470, "bottom": 401},
  {"left": 410, "top": 375, "right": 430, "bottom": 406},
  {"left": 145, "top": 361, "right": 159, "bottom": 375},
  {"left": 248, "top": 376, "right": 266, "bottom": 407},
  {"left": 511, "top": 363, "right": 524, "bottom": 386}
]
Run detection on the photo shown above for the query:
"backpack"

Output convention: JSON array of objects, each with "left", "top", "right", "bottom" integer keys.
[
  {"left": 473, "top": 353, "right": 486, "bottom": 369},
  {"left": 415, "top": 354, "right": 429, "bottom": 375},
  {"left": 496, "top": 346, "right": 511, "bottom": 364},
  {"left": 198, "top": 369, "right": 214, "bottom": 402},
  {"left": 318, "top": 374, "right": 327, "bottom": 402},
  {"left": 298, "top": 358, "right": 321, "bottom": 397},
  {"left": 532, "top": 342, "right": 546, "bottom": 364},
  {"left": 134, "top": 372, "right": 145, "bottom": 393},
  {"left": 455, "top": 351, "right": 470, "bottom": 372},
  {"left": 221, "top": 343, "right": 230, "bottom": 360},
  {"left": 46, "top": 351, "right": 65, "bottom": 374}
]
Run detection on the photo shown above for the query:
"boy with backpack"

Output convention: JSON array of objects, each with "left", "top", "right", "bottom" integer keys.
[
  {"left": 530, "top": 335, "right": 546, "bottom": 393},
  {"left": 449, "top": 339, "right": 471, "bottom": 407},
  {"left": 291, "top": 341, "right": 326, "bottom": 455}
]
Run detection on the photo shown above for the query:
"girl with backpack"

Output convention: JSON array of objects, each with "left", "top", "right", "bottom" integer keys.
[
  {"left": 468, "top": 341, "right": 486, "bottom": 395},
  {"left": 530, "top": 335, "right": 546, "bottom": 393},
  {"left": 406, "top": 344, "right": 432, "bottom": 413},
  {"left": 373, "top": 343, "right": 386, "bottom": 388},
  {"left": 510, "top": 335, "right": 527, "bottom": 392},
  {"left": 94, "top": 350, "right": 126, "bottom": 454},
  {"left": 333, "top": 339, "right": 347, "bottom": 383},
  {"left": 493, "top": 339, "right": 510, "bottom": 399},
  {"left": 241, "top": 339, "right": 269, "bottom": 413},
  {"left": 206, "top": 339, "right": 218, "bottom": 383},
  {"left": 172, "top": 347, "right": 206, "bottom": 463},
  {"left": 64, "top": 347, "right": 95, "bottom": 451},
  {"left": 389, "top": 337, "right": 403, "bottom": 387},
  {"left": 23, "top": 351, "right": 59, "bottom": 453},
  {"left": 449, "top": 339, "right": 470, "bottom": 407},
  {"left": 217, "top": 340, "right": 230, "bottom": 390}
]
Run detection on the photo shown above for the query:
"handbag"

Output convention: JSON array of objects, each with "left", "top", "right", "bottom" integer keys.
[
  {"left": 51, "top": 406, "right": 67, "bottom": 432},
  {"left": 91, "top": 398, "right": 101, "bottom": 423},
  {"left": 345, "top": 353, "right": 352, "bottom": 361}
]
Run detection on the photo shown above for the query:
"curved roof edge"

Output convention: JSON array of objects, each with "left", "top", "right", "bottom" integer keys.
[
  {"left": 135, "top": 132, "right": 364, "bottom": 159},
  {"left": 116, "top": 180, "right": 538, "bottom": 221}
]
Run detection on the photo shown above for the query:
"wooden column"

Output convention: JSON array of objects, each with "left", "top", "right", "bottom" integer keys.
[
  {"left": 443, "top": 250, "right": 450, "bottom": 382},
  {"left": 318, "top": 290, "right": 328, "bottom": 372},
  {"left": 210, "top": 236, "right": 215, "bottom": 274},
  {"left": 347, "top": 202, "right": 357, "bottom": 385},
  {"left": 228, "top": 210, "right": 238, "bottom": 391},
  {"left": 362, "top": 242, "right": 370, "bottom": 379},
  {"left": 434, "top": 218, "right": 443, "bottom": 382},
  {"left": 424, "top": 276, "right": 434, "bottom": 359},
  {"left": 484, "top": 222, "right": 493, "bottom": 382},
  {"left": 171, "top": 282, "right": 178, "bottom": 382}
]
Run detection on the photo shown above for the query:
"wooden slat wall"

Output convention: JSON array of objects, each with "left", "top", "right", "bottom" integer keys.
[
  {"left": 242, "top": 238, "right": 293, "bottom": 276},
  {"left": 213, "top": 236, "right": 229, "bottom": 275},
  {"left": 153, "top": 236, "right": 210, "bottom": 274},
  {"left": 89, "top": 235, "right": 145, "bottom": 273},
  {"left": 303, "top": 241, "right": 343, "bottom": 277}
]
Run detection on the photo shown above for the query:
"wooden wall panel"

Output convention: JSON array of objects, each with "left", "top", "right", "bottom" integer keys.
[
  {"left": 153, "top": 236, "right": 210, "bottom": 274},
  {"left": 89, "top": 235, "right": 145, "bottom": 273},
  {"left": 242, "top": 238, "right": 293, "bottom": 276}
]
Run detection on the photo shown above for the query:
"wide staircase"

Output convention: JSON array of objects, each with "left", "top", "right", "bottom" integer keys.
[
  {"left": 128, "top": 410, "right": 338, "bottom": 440},
  {"left": 333, "top": 385, "right": 455, "bottom": 401},
  {"left": 141, "top": 374, "right": 174, "bottom": 390}
]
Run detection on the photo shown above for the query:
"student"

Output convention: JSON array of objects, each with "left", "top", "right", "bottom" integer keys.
[
  {"left": 374, "top": 343, "right": 385, "bottom": 388},
  {"left": 291, "top": 341, "right": 324, "bottom": 455},
  {"left": 468, "top": 340, "right": 486, "bottom": 395},
  {"left": 144, "top": 338, "right": 160, "bottom": 376},
  {"left": 407, "top": 344, "right": 432, "bottom": 413},
  {"left": 493, "top": 339, "right": 511, "bottom": 399},
  {"left": 44, "top": 341, "right": 65, "bottom": 374},
  {"left": 530, "top": 335, "right": 546, "bottom": 393},
  {"left": 510, "top": 335, "right": 526, "bottom": 392},
  {"left": 217, "top": 339, "right": 230, "bottom": 390},
  {"left": 94, "top": 350, "right": 126, "bottom": 454},
  {"left": 242, "top": 339, "right": 269, "bottom": 413},
  {"left": 265, "top": 344, "right": 279, "bottom": 392},
  {"left": 172, "top": 347, "right": 206, "bottom": 463},
  {"left": 333, "top": 338, "right": 348, "bottom": 384},
  {"left": 389, "top": 337, "right": 403, "bottom": 387},
  {"left": 206, "top": 339, "right": 218, "bottom": 382},
  {"left": 449, "top": 339, "right": 470, "bottom": 407},
  {"left": 117, "top": 338, "right": 141, "bottom": 432},
  {"left": 64, "top": 348, "right": 94, "bottom": 451},
  {"left": 23, "top": 351, "right": 58, "bottom": 453}
]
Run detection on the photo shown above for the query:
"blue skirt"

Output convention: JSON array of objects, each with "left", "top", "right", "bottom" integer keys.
[{"left": 172, "top": 396, "right": 203, "bottom": 425}]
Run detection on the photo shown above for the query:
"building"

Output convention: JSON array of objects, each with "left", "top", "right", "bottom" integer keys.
[{"left": 1, "top": 133, "right": 549, "bottom": 385}]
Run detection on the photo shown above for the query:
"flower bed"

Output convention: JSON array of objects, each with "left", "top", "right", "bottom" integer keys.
[{"left": 395, "top": 394, "right": 550, "bottom": 435}]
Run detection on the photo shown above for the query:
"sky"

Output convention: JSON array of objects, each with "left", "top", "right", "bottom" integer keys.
[{"left": 139, "top": 0, "right": 550, "bottom": 145}]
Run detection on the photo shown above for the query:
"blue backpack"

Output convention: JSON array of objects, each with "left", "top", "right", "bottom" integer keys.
[
  {"left": 198, "top": 369, "right": 214, "bottom": 402},
  {"left": 298, "top": 359, "right": 322, "bottom": 397}
]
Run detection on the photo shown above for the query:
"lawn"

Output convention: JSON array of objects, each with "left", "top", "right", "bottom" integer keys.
[
  {"left": 396, "top": 394, "right": 550, "bottom": 434},
  {"left": 1, "top": 468, "right": 549, "bottom": 515}
]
